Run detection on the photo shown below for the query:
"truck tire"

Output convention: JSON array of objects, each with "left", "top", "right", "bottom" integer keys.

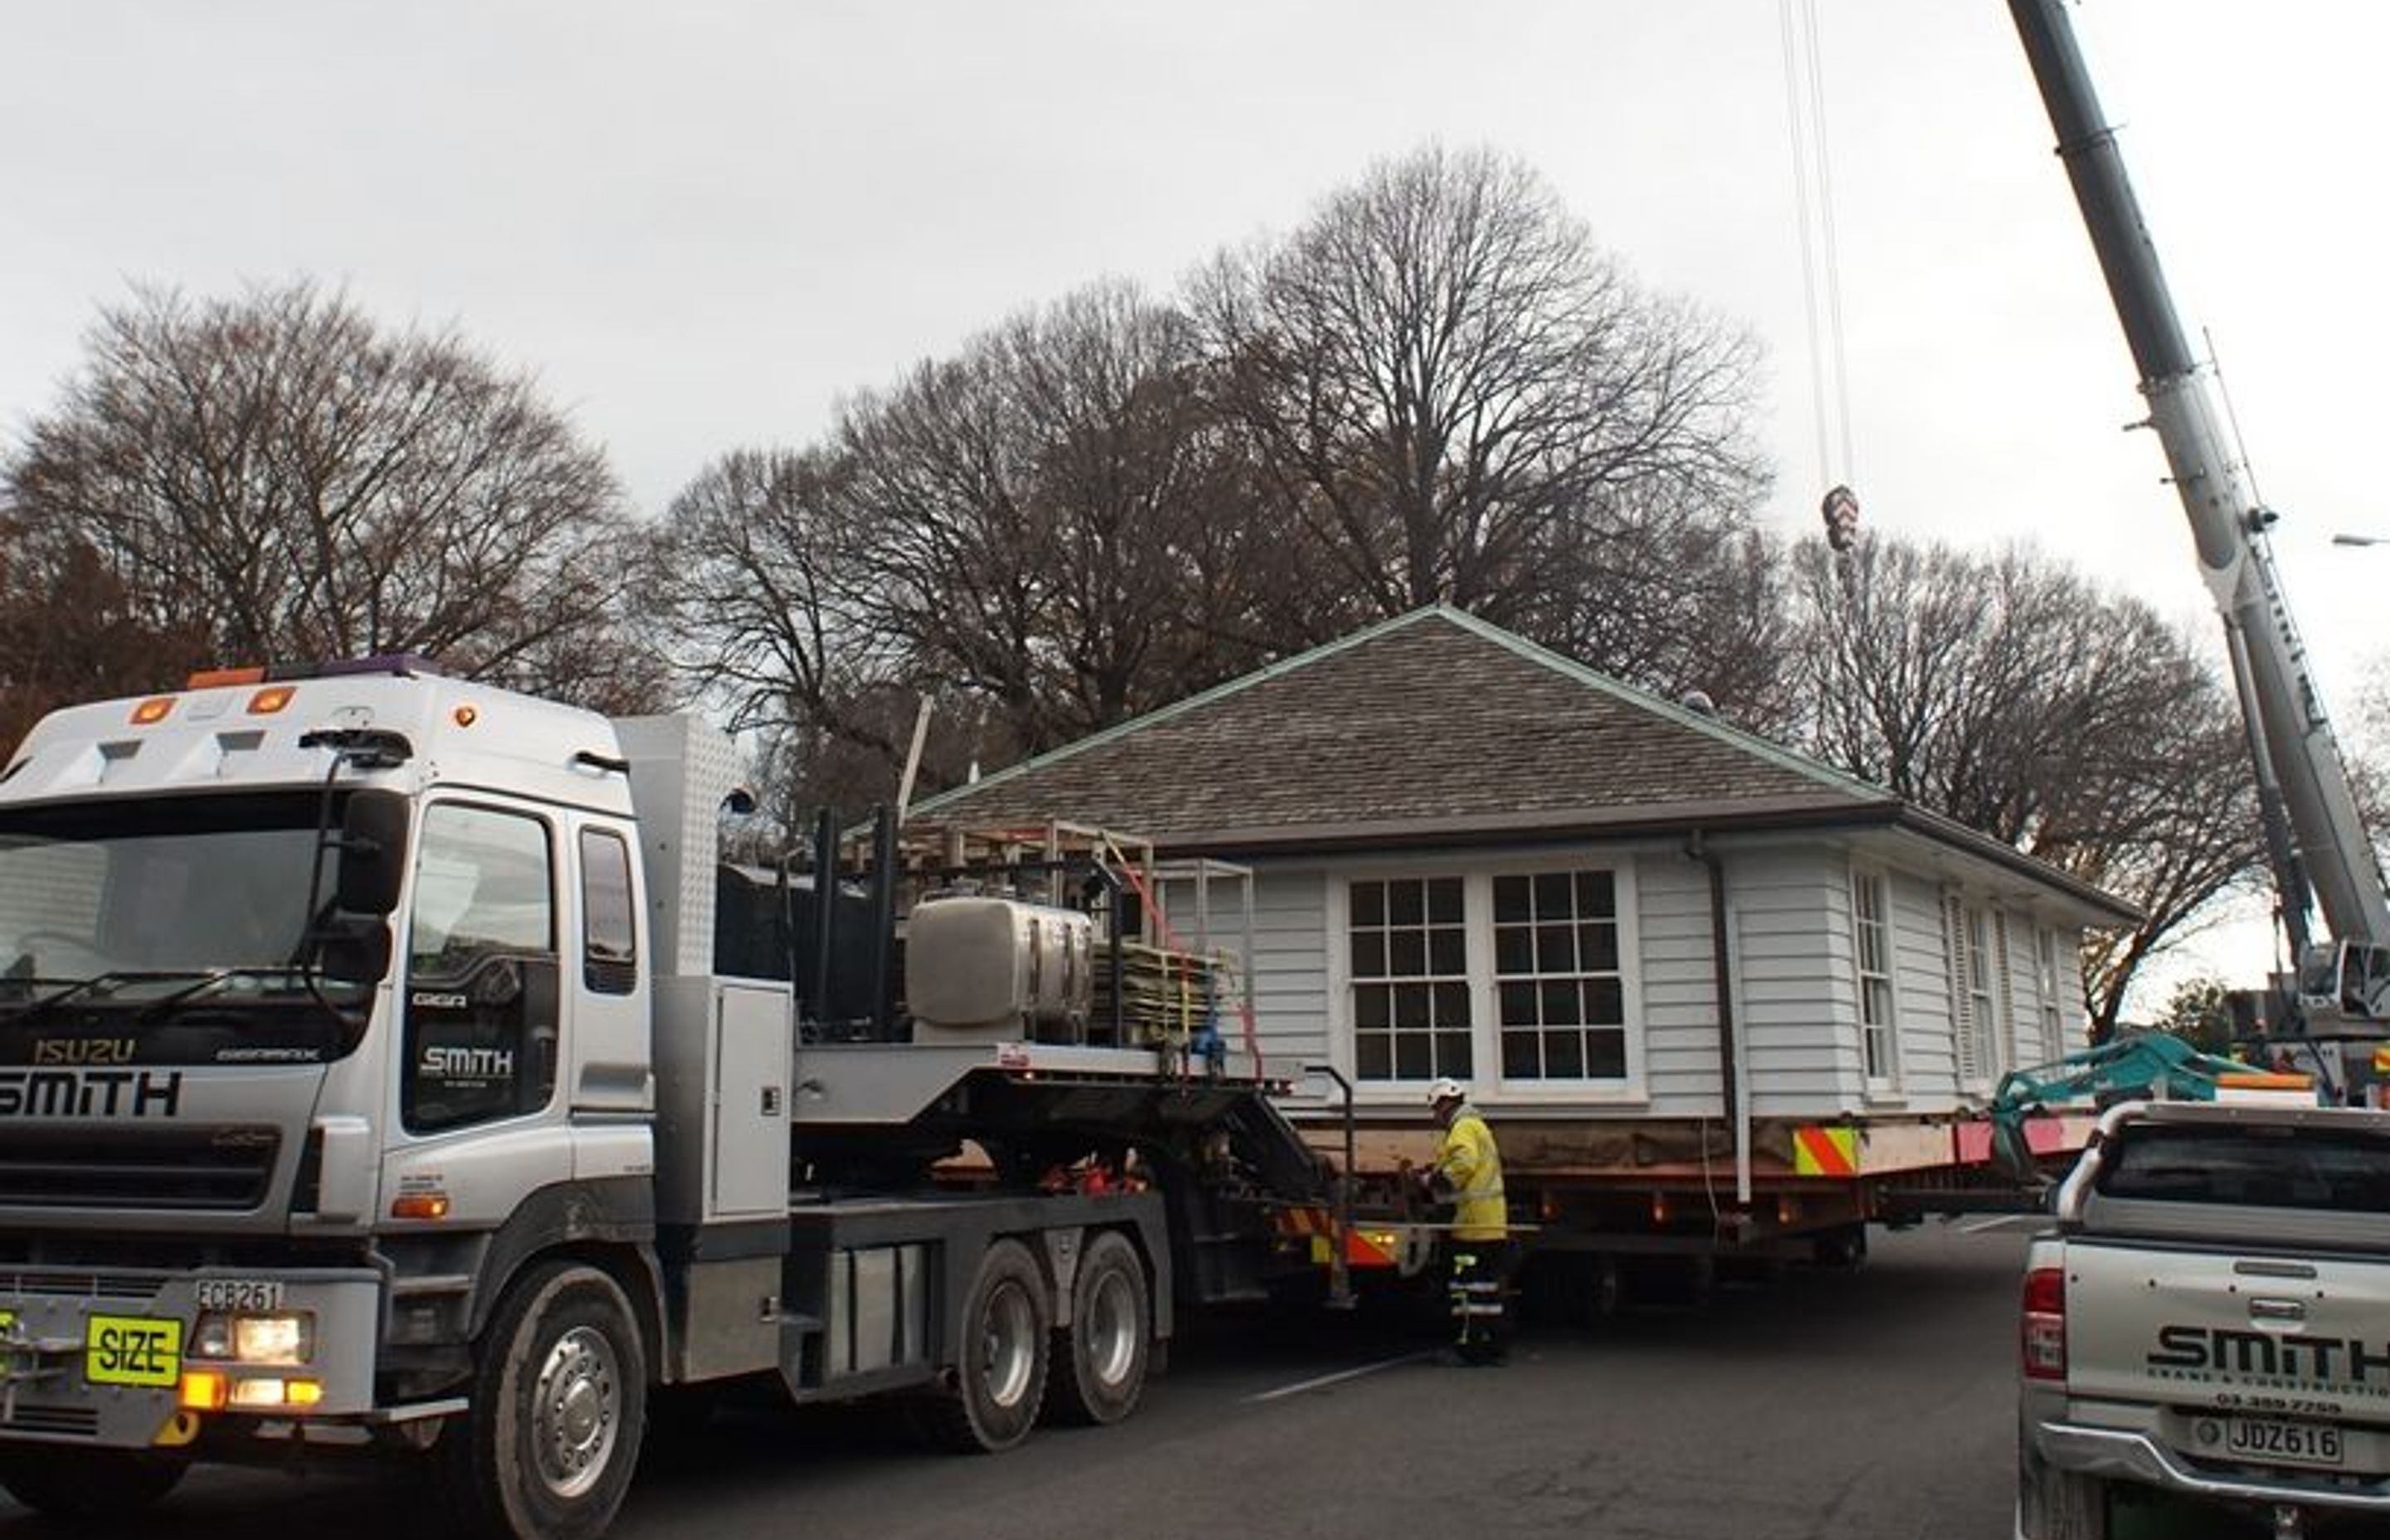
[
  {"left": 436, "top": 1260, "right": 648, "bottom": 1540},
  {"left": 2017, "top": 1439, "right": 2109, "bottom": 1540},
  {"left": 0, "top": 1445, "right": 185, "bottom": 1525},
  {"left": 919, "top": 1238, "right": 1051, "bottom": 1453},
  {"left": 1045, "top": 1229, "right": 1150, "bottom": 1426}
]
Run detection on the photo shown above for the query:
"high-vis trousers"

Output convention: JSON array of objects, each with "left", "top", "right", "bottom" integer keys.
[{"left": 1446, "top": 1240, "right": 1510, "bottom": 1364}]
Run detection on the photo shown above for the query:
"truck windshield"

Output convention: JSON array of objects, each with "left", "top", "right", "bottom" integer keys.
[
  {"left": 0, "top": 791, "right": 335, "bottom": 988},
  {"left": 2096, "top": 1123, "right": 2390, "bottom": 1215}
]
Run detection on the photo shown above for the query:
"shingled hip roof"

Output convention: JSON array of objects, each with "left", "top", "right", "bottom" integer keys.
[{"left": 907, "top": 607, "right": 2135, "bottom": 922}]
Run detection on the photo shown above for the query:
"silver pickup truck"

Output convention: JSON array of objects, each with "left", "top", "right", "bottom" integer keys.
[{"left": 2017, "top": 1099, "right": 2390, "bottom": 1540}]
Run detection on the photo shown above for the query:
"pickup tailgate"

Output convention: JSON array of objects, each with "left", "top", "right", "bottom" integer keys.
[{"left": 2066, "top": 1239, "right": 2390, "bottom": 1423}]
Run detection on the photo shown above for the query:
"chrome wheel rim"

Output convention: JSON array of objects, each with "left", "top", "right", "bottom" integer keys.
[
  {"left": 1085, "top": 1270, "right": 1139, "bottom": 1387},
  {"left": 981, "top": 1281, "right": 1037, "bottom": 1408},
  {"left": 531, "top": 1324, "right": 621, "bottom": 1500}
]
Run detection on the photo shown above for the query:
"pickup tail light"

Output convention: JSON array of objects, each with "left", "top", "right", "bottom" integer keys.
[{"left": 2021, "top": 1265, "right": 2067, "bottom": 1381}]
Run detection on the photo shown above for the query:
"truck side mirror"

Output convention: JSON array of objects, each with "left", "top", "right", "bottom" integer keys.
[
  {"left": 336, "top": 791, "right": 412, "bottom": 917},
  {"left": 317, "top": 919, "right": 393, "bottom": 987}
]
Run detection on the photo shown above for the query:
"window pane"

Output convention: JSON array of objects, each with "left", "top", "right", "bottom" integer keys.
[
  {"left": 1351, "top": 931, "right": 1386, "bottom": 977},
  {"left": 1439, "top": 1033, "right": 1473, "bottom": 1079},
  {"left": 1355, "top": 984, "right": 1392, "bottom": 1031},
  {"left": 579, "top": 828, "right": 637, "bottom": 996},
  {"left": 1581, "top": 923, "right": 1619, "bottom": 972},
  {"left": 1427, "top": 878, "right": 1463, "bottom": 924},
  {"left": 1390, "top": 929, "right": 1427, "bottom": 977},
  {"left": 1356, "top": 1033, "right": 1392, "bottom": 1079},
  {"left": 1351, "top": 881, "right": 1384, "bottom": 927},
  {"left": 411, "top": 803, "right": 554, "bottom": 970},
  {"left": 1546, "top": 1031, "right": 1584, "bottom": 1079},
  {"left": 1540, "top": 978, "right": 1578, "bottom": 1025},
  {"left": 1576, "top": 870, "right": 1616, "bottom": 918},
  {"left": 1395, "top": 1033, "right": 1432, "bottom": 1079},
  {"left": 1394, "top": 984, "right": 1429, "bottom": 1031},
  {"left": 1586, "top": 977, "right": 1625, "bottom": 1024},
  {"left": 1495, "top": 926, "right": 1532, "bottom": 975},
  {"left": 580, "top": 830, "right": 634, "bottom": 958},
  {"left": 1432, "top": 981, "right": 1470, "bottom": 1026},
  {"left": 1586, "top": 1029, "right": 1627, "bottom": 1078},
  {"left": 1534, "top": 872, "right": 1571, "bottom": 915},
  {"left": 1389, "top": 881, "right": 1425, "bottom": 926},
  {"left": 1503, "top": 1029, "right": 1539, "bottom": 1078},
  {"left": 1498, "top": 980, "right": 1538, "bottom": 1026},
  {"left": 1429, "top": 926, "right": 1466, "bottom": 975},
  {"left": 1537, "top": 924, "right": 1575, "bottom": 972},
  {"left": 1494, "top": 875, "right": 1531, "bottom": 924}
]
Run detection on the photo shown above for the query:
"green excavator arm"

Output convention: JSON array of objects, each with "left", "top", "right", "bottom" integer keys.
[{"left": 1987, "top": 1032, "right": 2296, "bottom": 1184}]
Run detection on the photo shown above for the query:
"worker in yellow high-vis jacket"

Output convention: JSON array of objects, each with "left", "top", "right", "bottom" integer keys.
[{"left": 1425, "top": 1077, "right": 1508, "bottom": 1365}]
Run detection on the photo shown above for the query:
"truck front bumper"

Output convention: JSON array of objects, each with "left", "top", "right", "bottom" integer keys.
[
  {"left": 2027, "top": 1414, "right": 2390, "bottom": 1515},
  {"left": 0, "top": 1265, "right": 385, "bottom": 1450}
]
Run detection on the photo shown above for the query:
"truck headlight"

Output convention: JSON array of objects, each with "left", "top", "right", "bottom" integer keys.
[{"left": 193, "top": 1311, "right": 315, "bottom": 1366}]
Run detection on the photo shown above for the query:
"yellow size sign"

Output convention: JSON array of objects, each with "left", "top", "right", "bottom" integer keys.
[{"left": 85, "top": 1314, "right": 181, "bottom": 1386}]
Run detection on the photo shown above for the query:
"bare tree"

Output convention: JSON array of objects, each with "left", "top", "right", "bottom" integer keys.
[
  {"left": 1191, "top": 144, "right": 1772, "bottom": 670},
  {"left": 1, "top": 280, "right": 657, "bottom": 720},
  {"left": 1788, "top": 535, "right": 2261, "bottom": 1030},
  {"left": 828, "top": 282, "right": 1285, "bottom": 758},
  {"left": 656, "top": 448, "right": 890, "bottom": 739}
]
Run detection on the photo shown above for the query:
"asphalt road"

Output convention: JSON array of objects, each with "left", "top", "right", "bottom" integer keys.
[{"left": 3, "top": 1220, "right": 2381, "bottom": 1539}]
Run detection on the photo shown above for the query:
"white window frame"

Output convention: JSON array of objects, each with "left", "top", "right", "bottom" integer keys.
[
  {"left": 1851, "top": 866, "right": 1901, "bottom": 1095},
  {"left": 1343, "top": 872, "right": 1474, "bottom": 1086},
  {"left": 1325, "top": 853, "right": 1646, "bottom": 1109},
  {"left": 1966, "top": 906, "right": 2000, "bottom": 1084},
  {"left": 1487, "top": 868, "right": 1632, "bottom": 1087},
  {"left": 2035, "top": 925, "right": 2067, "bottom": 1061}
]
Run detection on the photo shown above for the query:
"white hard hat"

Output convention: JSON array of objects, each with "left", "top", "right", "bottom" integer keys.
[{"left": 1427, "top": 1077, "right": 1466, "bottom": 1106}]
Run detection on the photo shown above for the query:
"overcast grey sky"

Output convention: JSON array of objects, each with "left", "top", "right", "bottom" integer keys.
[{"left": 4, "top": 2, "right": 2384, "bottom": 988}]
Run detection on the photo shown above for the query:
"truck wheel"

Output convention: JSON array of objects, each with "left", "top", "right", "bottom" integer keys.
[
  {"left": 437, "top": 1260, "right": 648, "bottom": 1540},
  {"left": 920, "top": 1238, "right": 1051, "bottom": 1453},
  {"left": 1046, "top": 1229, "right": 1150, "bottom": 1425},
  {"left": 2017, "top": 1440, "right": 2108, "bottom": 1540},
  {"left": 0, "top": 1445, "right": 185, "bottom": 1523}
]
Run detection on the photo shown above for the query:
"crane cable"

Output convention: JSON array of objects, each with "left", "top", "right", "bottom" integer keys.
[{"left": 1780, "top": 0, "right": 1861, "bottom": 552}]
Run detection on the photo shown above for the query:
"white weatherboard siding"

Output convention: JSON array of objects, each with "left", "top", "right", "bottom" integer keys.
[
  {"left": 1729, "top": 847, "right": 1865, "bottom": 1118},
  {"left": 1242, "top": 865, "right": 1330, "bottom": 1070},
  {"left": 1634, "top": 852, "right": 1724, "bottom": 1117}
]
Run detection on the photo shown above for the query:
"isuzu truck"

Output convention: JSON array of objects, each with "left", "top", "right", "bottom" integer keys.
[{"left": 0, "top": 660, "right": 1324, "bottom": 1539}]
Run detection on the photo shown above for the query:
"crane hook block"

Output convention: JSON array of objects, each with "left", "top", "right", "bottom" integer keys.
[{"left": 1821, "top": 485, "right": 1861, "bottom": 552}]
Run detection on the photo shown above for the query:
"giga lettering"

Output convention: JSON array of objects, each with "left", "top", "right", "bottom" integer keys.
[
  {"left": 0, "top": 1069, "right": 182, "bottom": 1118},
  {"left": 2150, "top": 1323, "right": 2390, "bottom": 1385},
  {"left": 422, "top": 1045, "right": 514, "bottom": 1079}
]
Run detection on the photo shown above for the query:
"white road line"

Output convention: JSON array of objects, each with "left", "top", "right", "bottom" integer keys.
[
  {"left": 1245, "top": 1352, "right": 1433, "bottom": 1403},
  {"left": 1960, "top": 1214, "right": 2040, "bottom": 1234}
]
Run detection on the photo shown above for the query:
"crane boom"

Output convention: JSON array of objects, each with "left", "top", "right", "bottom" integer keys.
[{"left": 2008, "top": 0, "right": 2390, "bottom": 1031}]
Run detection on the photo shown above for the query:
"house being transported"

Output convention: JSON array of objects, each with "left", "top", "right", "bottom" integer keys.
[{"left": 905, "top": 606, "right": 2135, "bottom": 1284}]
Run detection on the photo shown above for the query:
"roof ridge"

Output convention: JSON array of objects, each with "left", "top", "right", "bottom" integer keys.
[{"left": 907, "top": 607, "right": 1452, "bottom": 818}]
